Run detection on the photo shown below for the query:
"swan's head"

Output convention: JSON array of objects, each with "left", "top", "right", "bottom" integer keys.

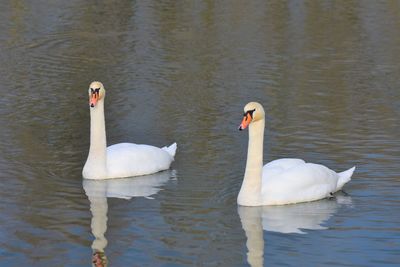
[
  {"left": 238, "top": 102, "right": 265, "bottom": 130},
  {"left": 88, "top": 81, "right": 106, "bottom": 108}
]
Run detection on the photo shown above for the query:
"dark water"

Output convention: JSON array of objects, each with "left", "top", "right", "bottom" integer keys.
[{"left": 0, "top": 1, "right": 399, "bottom": 266}]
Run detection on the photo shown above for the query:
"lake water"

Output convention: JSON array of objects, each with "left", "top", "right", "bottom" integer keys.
[{"left": 0, "top": 1, "right": 399, "bottom": 266}]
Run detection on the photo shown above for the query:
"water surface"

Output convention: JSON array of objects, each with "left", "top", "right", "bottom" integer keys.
[{"left": 0, "top": 1, "right": 399, "bottom": 266}]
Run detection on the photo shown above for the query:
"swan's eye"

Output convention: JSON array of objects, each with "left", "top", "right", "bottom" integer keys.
[
  {"left": 244, "top": 109, "right": 256, "bottom": 118},
  {"left": 90, "top": 88, "right": 100, "bottom": 95}
]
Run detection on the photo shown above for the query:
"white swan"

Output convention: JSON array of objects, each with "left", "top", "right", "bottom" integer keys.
[
  {"left": 238, "top": 102, "right": 355, "bottom": 206},
  {"left": 82, "top": 81, "right": 177, "bottom": 180}
]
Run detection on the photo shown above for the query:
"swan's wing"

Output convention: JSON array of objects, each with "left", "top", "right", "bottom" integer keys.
[
  {"left": 106, "top": 143, "right": 173, "bottom": 177},
  {"left": 262, "top": 162, "right": 339, "bottom": 205}
]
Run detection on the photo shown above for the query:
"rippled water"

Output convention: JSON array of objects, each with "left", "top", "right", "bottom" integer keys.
[{"left": 0, "top": 1, "right": 399, "bottom": 266}]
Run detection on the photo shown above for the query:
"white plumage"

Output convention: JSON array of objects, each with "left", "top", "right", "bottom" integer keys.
[
  {"left": 106, "top": 143, "right": 176, "bottom": 178},
  {"left": 261, "top": 159, "right": 354, "bottom": 205}
]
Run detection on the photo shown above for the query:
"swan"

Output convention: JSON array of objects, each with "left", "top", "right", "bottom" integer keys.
[
  {"left": 82, "top": 81, "right": 177, "bottom": 180},
  {"left": 238, "top": 102, "right": 355, "bottom": 206}
]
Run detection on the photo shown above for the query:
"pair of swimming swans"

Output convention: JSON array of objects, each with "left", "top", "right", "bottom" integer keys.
[{"left": 82, "top": 81, "right": 355, "bottom": 206}]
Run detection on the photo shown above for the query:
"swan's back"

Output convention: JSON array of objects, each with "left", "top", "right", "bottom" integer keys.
[
  {"left": 262, "top": 158, "right": 305, "bottom": 177},
  {"left": 106, "top": 143, "right": 174, "bottom": 178}
]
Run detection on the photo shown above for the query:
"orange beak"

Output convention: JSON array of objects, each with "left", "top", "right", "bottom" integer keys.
[
  {"left": 239, "top": 113, "right": 252, "bottom": 130},
  {"left": 90, "top": 92, "right": 99, "bottom": 107}
]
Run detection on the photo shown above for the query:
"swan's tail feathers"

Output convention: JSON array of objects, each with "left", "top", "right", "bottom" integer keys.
[
  {"left": 336, "top": 166, "right": 355, "bottom": 191},
  {"left": 162, "top": 143, "right": 177, "bottom": 158}
]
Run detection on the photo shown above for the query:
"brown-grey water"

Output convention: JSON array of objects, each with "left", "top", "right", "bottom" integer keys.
[{"left": 0, "top": 1, "right": 399, "bottom": 266}]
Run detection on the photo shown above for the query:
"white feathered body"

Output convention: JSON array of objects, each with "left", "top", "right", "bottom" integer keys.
[
  {"left": 83, "top": 142, "right": 176, "bottom": 180},
  {"left": 106, "top": 143, "right": 176, "bottom": 178},
  {"left": 259, "top": 158, "right": 354, "bottom": 205}
]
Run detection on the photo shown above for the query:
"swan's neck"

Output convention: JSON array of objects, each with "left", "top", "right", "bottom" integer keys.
[
  {"left": 84, "top": 100, "right": 107, "bottom": 178},
  {"left": 238, "top": 119, "right": 264, "bottom": 206}
]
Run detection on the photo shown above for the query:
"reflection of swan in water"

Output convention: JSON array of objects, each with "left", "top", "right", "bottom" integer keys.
[
  {"left": 83, "top": 170, "right": 175, "bottom": 266},
  {"left": 238, "top": 195, "right": 352, "bottom": 267}
]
